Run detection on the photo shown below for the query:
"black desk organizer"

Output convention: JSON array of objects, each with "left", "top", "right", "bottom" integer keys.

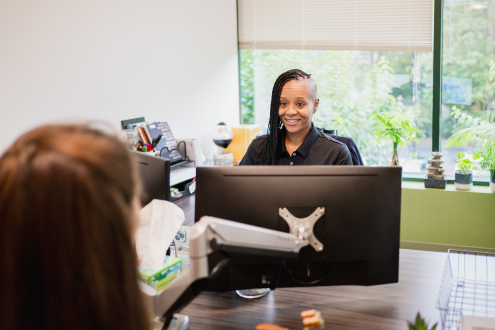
[{"left": 171, "top": 178, "right": 195, "bottom": 202}]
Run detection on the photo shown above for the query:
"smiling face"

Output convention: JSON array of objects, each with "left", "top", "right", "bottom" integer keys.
[{"left": 278, "top": 78, "right": 319, "bottom": 136}]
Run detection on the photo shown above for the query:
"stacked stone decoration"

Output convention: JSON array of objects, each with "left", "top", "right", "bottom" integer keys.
[
  {"left": 424, "top": 152, "right": 446, "bottom": 188},
  {"left": 427, "top": 152, "right": 444, "bottom": 180}
]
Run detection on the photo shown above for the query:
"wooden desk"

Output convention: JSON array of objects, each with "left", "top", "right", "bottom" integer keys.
[
  {"left": 173, "top": 194, "right": 195, "bottom": 226},
  {"left": 174, "top": 195, "right": 446, "bottom": 330}
]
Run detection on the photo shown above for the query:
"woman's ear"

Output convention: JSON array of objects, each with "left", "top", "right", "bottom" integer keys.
[{"left": 314, "top": 98, "right": 320, "bottom": 112}]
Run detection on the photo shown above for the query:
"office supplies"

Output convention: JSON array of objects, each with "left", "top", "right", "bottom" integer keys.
[
  {"left": 169, "top": 242, "right": 177, "bottom": 258},
  {"left": 152, "top": 134, "right": 163, "bottom": 149},
  {"left": 138, "top": 127, "right": 150, "bottom": 145},
  {"left": 121, "top": 129, "right": 140, "bottom": 149},
  {"left": 146, "top": 122, "right": 184, "bottom": 164},
  {"left": 174, "top": 226, "right": 191, "bottom": 269},
  {"left": 194, "top": 166, "right": 402, "bottom": 291},
  {"left": 121, "top": 117, "right": 146, "bottom": 130},
  {"left": 131, "top": 151, "right": 171, "bottom": 203},
  {"left": 175, "top": 138, "right": 205, "bottom": 167}
]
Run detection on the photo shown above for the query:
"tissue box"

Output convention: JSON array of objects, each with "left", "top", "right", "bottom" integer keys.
[{"left": 139, "top": 257, "right": 182, "bottom": 291}]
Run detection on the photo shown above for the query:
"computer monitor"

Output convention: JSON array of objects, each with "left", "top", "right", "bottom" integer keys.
[
  {"left": 195, "top": 166, "right": 402, "bottom": 291},
  {"left": 131, "top": 151, "right": 171, "bottom": 205}
]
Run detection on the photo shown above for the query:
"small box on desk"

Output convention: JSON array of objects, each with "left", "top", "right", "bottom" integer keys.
[
  {"left": 224, "top": 125, "right": 261, "bottom": 164},
  {"left": 139, "top": 257, "right": 182, "bottom": 291}
]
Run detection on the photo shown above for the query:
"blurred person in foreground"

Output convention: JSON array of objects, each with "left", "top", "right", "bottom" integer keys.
[{"left": 0, "top": 124, "right": 149, "bottom": 330}]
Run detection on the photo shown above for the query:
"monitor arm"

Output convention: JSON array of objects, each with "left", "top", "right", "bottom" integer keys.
[{"left": 141, "top": 215, "right": 318, "bottom": 329}]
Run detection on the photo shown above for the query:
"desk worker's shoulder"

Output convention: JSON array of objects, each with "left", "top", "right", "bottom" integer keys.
[
  {"left": 316, "top": 130, "right": 347, "bottom": 148},
  {"left": 250, "top": 133, "right": 268, "bottom": 148}
]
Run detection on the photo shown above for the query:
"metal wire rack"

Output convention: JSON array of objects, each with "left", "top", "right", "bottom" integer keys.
[{"left": 436, "top": 250, "right": 495, "bottom": 329}]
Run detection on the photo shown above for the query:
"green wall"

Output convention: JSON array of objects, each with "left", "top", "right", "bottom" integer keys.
[{"left": 401, "top": 182, "right": 495, "bottom": 251}]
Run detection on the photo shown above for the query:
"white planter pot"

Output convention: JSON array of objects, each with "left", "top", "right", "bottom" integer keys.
[
  {"left": 455, "top": 171, "right": 473, "bottom": 191},
  {"left": 491, "top": 170, "right": 495, "bottom": 193},
  {"left": 455, "top": 182, "right": 473, "bottom": 191}
]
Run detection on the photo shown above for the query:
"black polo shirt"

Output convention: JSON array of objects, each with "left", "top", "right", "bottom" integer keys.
[{"left": 240, "top": 124, "right": 353, "bottom": 166}]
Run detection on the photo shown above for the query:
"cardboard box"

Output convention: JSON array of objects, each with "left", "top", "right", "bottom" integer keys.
[
  {"left": 224, "top": 125, "right": 262, "bottom": 163},
  {"left": 139, "top": 257, "right": 182, "bottom": 292}
]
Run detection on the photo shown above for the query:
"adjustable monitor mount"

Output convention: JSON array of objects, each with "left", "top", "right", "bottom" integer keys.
[
  {"left": 141, "top": 208, "right": 325, "bottom": 330},
  {"left": 279, "top": 207, "right": 325, "bottom": 252}
]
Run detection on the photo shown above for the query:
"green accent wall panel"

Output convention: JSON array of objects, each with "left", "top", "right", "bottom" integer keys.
[{"left": 401, "top": 183, "right": 495, "bottom": 250}]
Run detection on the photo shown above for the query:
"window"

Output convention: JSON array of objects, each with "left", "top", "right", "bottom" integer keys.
[
  {"left": 240, "top": 49, "right": 433, "bottom": 171},
  {"left": 441, "top": 0, "right": 494, "bottom": 181},
  {"left": 238, "top": 0, "right": 494, "bottom": 184}
]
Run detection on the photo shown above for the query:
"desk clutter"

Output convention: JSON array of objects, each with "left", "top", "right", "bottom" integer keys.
[
  {"left": 122, "top": 120, "right": 185, "bottom": 164},
  {"left": 122, "top": 117, "right": 200, "bottom": 202}
]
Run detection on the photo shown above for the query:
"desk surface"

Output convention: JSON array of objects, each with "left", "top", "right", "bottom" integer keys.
[
  {"left": 174, "top": 194, "right": 446, "bottom": 330},
  {"left": 174, "top": 194, "right": 195, "bottom": 226}
]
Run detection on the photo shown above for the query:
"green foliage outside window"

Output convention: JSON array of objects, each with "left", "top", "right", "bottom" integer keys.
[
  {"left": 240, "top": 50, "right": 255, "bottom": 125},
  {"left": 441, "top": 2, "right": 495, "bottom": 142},
  {"left": 475, "top": 143, "right": 495, "bottom": 175}
]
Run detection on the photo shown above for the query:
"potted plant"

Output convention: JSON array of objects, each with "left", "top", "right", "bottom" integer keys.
[
  {"left": 373, "top": 112, "right": 425, "bottom": 166},
  {"left": 474, "top": 142, "right": 495, "bottom": 193},
  {"left": 407, "top": 312, "right": 437, "bottom": 330},
  {"left": 446, "top": 120, "right": 495, "bottom": 191},
  {"left": 454, "top": 152, "right": 478, "bottom": 191}
]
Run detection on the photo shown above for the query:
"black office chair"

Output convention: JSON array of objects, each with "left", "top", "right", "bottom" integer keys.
[{"left": 317, "top": 127, "right": 364, "bottom": 166}]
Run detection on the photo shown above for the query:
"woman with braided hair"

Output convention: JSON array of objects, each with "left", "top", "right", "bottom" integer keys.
[{"left": 240, "top": 69, "right": 353, "bottom": 166}]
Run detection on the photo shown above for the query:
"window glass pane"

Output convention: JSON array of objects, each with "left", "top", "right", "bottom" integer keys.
[
  {"left": 240, "top": 49, "right": 433, "bottom": 172},
  {"left": 442, "top": 0, "right": 495, "bottom": 181}
]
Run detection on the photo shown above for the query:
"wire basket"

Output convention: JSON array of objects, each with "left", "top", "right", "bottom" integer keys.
[{"left": 436, "top": 250, "right": 495, "bottom": 329}]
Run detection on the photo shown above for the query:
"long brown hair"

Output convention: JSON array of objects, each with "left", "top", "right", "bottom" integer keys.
[{"left": 0, "top": 124, "right": 149, "bottom": 330}]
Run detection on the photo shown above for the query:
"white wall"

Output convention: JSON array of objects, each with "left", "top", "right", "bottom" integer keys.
[{"left": 0, "top": 0, "right": 239, "bottom": 158}]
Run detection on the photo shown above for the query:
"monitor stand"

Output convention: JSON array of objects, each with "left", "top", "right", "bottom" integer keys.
[{"left": 236, "top": 288, "right": 271, "bottom": 299}]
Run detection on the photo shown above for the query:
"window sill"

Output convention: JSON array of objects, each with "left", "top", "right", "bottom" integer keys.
[{"left": 402, "top": 181, "right": 493, "bottom": 194}]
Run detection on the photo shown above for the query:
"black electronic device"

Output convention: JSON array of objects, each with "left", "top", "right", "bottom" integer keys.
[
  {"left": 131, "top": 151, "right": 171, "bottom": 205},
  {"left": 194, "top": 166, "right": 402, "bottom": 291}
]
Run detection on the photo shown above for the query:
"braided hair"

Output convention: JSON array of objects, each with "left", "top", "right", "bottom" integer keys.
[{"left": 261, "top": 69, "right": 314, "bottom": 165}]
